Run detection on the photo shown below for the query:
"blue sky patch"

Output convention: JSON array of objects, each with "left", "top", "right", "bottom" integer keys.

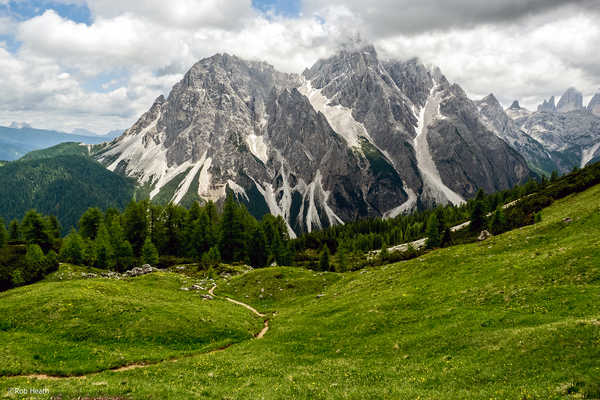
[
  {"left": 0, "top": 0, "right": 92, "bottom": 24},
  {"left": 252, "top": 0, "right": 301, "bottom": 17}
]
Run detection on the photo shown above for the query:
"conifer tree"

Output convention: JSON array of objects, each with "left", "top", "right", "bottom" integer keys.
[
  {"left": 441, "top": 227, "right": 453, "bottom": 248},
  {"left": 248, "top": 225, "right": 268, "bottom": 268},
  {"left": 8, "top": 219, "right": 20, "bottom": 241},
  {"left": 319, "top": 246, "right": 330, "bottom": 271},
  {"left": 123, "top": 200, "right": 148, "bottom": 256},
  {"left": 142, "top": 237, "right": 159, "bottom": 265},
  {"left": 78, "top": 207, "right": 103, "bottom": 240},
  {"left": 489, "top": 207, "right": 506, "bottom": 235},
  {"left": 425, "top": 214, "right": 441, "bottom": 248},
  {"left": 94, "top": 223, "right": 114, "bottom": 269},
  {"left": 21, "top": 210, "right": 52, "bottom": 251},
  {"left": 219, "top": 195, "right": 245, "bottom": 263},
  {"left": 470, "top": 200, "right": 487, "bottom": 233},
  {"left": 59, "top": 230, "right": 84, "bottom": 265}
]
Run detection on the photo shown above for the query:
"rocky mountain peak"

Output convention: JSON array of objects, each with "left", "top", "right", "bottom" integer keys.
[
  {"left": 509, "top": 100, "right": 522, "bottom": 109},
  {"left": 538, "top": 96, "right": 556, "bottom": 112},
  {"left": 557, "top": 87, "right": 584, "bottom": 113},
  {"left": 587, "top": 92, "right": 600, "bottom": 116}
]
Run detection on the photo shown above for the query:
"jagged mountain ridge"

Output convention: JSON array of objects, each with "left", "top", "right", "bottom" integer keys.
[
  {"left": 96, "top": 45, "right": 531, "bottom": 235},
  {"left": 500, "top": 87, "right": 600, "bottom": 173}
]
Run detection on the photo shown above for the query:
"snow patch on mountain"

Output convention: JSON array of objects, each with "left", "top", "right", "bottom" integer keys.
[
  {"left": 298, "top": 79, "right": 367, "bottom": 148},
  {"left": 581, "top": 142, "right": 600, "bottom": 168},
  {"left": 226, "top": 179, "right": 249, "bottom": 201},
  {"left": 413, "top": 86, "right": 465, "bottom": 205},
  {"left": 246, "top": 134, "right": 269, "bottom": 164},
  {"left": 384, "top": 187, "right": 417, "bottom": 218},
  {"left": 171, "top": 153, "right": 207, "bottom": 204},
  {"left": 251, "top": 178, "right": 296, "bottom": 238}
]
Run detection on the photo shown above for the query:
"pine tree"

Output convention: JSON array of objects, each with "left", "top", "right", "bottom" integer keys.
[
  {"left": 470, "top": 200, "right": 487, "bottom": 233},
  {"left": 335, "top": 242, "right": 349, "bottom": 272},
  {"left": 248, "top": 225, "right": 268, "bottom": 268},
  {"left": 123, "top": 201, "right": 148, "bottom": 256},
  {"left": 202, "top": 246, "right": 221, "bottom": 268},
  {"left": 59, "top": 230, "right": 84, "bottom": 265},
  {"left": 219, "top": 195, "right": 246, "bottom": 263},
  {"left": 378, "top": 241, "right": 389, "bottom": 264},
  {"left": 319, "top": 246, "right": 330, "bottom": 271},
  {"left": 550, "top": 170, "right": 559, "bottom": 182},
  {"left": 46, "top": 215, "right": 61, "bottom": 239},
  {"left": 78, "top": 207, "right": 103, "bottom": 240},
  {"left": 425, "top": 214, "right": 441, "bottom": 249},
  {"left": 25, "top": 244, "right": 45, "bottom": 281},
  {"left": 45, "top": 250, "right": 59, "bottom": 274},
  {"left": 441, "top": 227, "right": 453, "bottom": 248},
  {"left": 489, "top": 207, "right": 506, "bottom": 235},
  {"left": 142, "top": 237, "right": 159, "bottom": 265},
  {"left": 8, "top": 219, "right": 20, "bottom": 241},
  {"left": 94, "top": 223, "right": 114, "bottom": 269},
  {"left": 21, "top": 210, "right": 52, "bottom": 252}
]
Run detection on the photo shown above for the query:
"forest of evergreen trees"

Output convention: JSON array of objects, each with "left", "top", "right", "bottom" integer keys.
[{"left": 2, "top": 161, "right": 599, "bottom": 291}]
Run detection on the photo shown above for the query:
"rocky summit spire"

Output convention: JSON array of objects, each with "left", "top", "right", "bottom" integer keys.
[
  {"left": 588, "top": 92, "right": 600, "bottom": 116},
  {"left": 557, "top": 87, "right": 584, "bottom": 113},
  {"left": 537, "top": 96, "right": 556, "bottom": 112},
  {"left": 509, "top": 100, "right": 521, "bottom": 110}
]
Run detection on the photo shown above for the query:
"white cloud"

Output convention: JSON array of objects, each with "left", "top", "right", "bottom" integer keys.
[{"left": 0, "top": 0, "right": 599, "bottom": 132}]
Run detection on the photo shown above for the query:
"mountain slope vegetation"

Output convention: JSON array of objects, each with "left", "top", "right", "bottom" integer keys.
[
  {"left": 0, "top": 152, "right": 136, "bottom": 231},
  {"left": 0, "top": 179, "right": 598, "bottom": 398}
]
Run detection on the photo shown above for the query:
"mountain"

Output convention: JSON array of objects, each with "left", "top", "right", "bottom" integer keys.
[
  {"left": 556, "top": 87, "right": 584, "bottom": 113},
  {"left": 588, "top": 92, "right": 600, "bottom": 116},
  {"left": 503, "top": 87, "right": 600, "bottom": 172},
  {"left": 0, "top": 126, "right": 116, "bottom": 161},
  {"left": 475, "top": 94, "right": 555, "bottom": 176},
  {"left": 0, "top": 144, "right": 136, "bottom": 231},
  {"left": 95, "top": 45, "right": 531, "bottom": 235}
]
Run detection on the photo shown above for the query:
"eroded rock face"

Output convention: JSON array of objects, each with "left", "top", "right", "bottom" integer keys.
[
  {"left": 588, "top": 93, "right": 600, "bottom": 117},
  {"left": 557, "top": 87, "right": 584, "bottom": 113},
  {"left": 96, "top": 46, "right": 532, "bottom": 235}
]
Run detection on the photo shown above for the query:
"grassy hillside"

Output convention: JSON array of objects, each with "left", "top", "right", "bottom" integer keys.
[
  {"left": 18, "top": 142, "right": 91, "bottom": 161},
  {"left": 0, "top": 154, "right": 136, "bottom": 231},
  {"left": 0, "top": 269, "right": 262, "bottom": 377},
  {"left": 0, "top": 183, "right": 599, "bottom": 398}
]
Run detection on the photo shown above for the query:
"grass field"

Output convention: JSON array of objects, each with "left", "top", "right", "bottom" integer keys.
[{"left": 0, "top": 184, "right": 599, "bottom": 399}]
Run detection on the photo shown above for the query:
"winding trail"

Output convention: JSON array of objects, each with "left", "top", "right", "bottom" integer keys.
[{"left": 3, "top": 283, "right": 269, "bottom": 380}]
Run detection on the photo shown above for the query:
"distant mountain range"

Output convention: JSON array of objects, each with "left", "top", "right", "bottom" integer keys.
[
  {"left": 95, "top": 44, "right": 534, "bottom": 235},
  {"left": 0, "top": 125, "right": 122, "bottom": 161}
]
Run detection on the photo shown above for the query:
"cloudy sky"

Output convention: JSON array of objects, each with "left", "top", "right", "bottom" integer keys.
[{"left": 0, "top": 0, "right": 599, "bottom": 134}]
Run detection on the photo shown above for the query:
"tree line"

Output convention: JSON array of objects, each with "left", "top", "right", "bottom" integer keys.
[{"left": 2, "top": 161, "right": 599, "bottom": 291}]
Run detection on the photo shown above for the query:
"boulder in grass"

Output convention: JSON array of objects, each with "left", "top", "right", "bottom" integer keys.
[{"left": 478, "top": 230, "right": 492, "bottom": 241}]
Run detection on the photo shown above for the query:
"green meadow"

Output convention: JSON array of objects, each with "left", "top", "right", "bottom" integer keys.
[{"left": 1, "top": 183, "right": 599, "bottom": 399}]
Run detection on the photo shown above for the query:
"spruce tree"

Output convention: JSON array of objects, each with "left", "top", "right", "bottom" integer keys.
[
  {"left": 142, "top": 237, "right": 159, "bottom": 265},
  {"left": 8, "top": 219, "right": 20, "bottom": 241},
  {"left": 335, "top": 243, "right": 348, "bottom": 272},
  {"left": 21, "top": 210, "right": 52, "bottom": 251},
  {"left": 59, "top": 230, "right": 84, "bottom": 265},
  {"left": 319, "top": 246, "right": 330, "bottom": 271},
  {"left": 425, "top": 214, "right": 441, "bottom": 248},
  {"left": 441, "top": 227, "right": 453, "bottom": 248},
  {"left": 94, "top": 223, "right": 114, "bottom": 269},
  {"left": 489, "top": 207, "right": 506, "bottom": 235},
  {"left": 123, "top": 201, "right": 148, "bottom": 256},
  {"left": 78, "top": 207, "right": 103, "bottom": 240},
  {"left": 248, "top": 225, "right": 268, "bottom": 268},
  {"left": 470, "top": 200, "right": 487, "bottom": 233},
  {"left": 219, "top": 195, "right": 245, "bottom": 263}
]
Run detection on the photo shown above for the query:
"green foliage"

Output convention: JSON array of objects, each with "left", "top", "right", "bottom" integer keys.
[
  {"left": 0, "top": 218, "right": 6, "bottom": 249},
  {"left": 220, "top": 194, "right": 248, "bottom": 263},
  {"left": 78, "top": 207, "right": 103, "bottom": 240},
  {"left": 319, "top": 246, "right": 330, "bottom": 271},
  {"left": 8, "top": 220, "right": 20, "bottom": 241},
  {"left": 59, "top": 230, "right": 84, "bottom": 265},
  {"left": 0, "top": 155, "right": 136, "bottom": 232},
  {"left": 202, "top": 246, "right": 221, "bottom": 268},
  {"left": 248, "top": 225, "right": 268, "bottom": 268},
  {"left": 489, "top": 207, "right": 507, "bottom": 235},
  {"left": 21, "top": 210, "right": 54, "bottom": 252},
  {"left": 141, "top": 237, "right": 159, "bottom": 266},
  {"left": 425, "top": 214, "right": 441, "bottom": 248},
  {"left": 123, "top": 201, "right": 148, "bottom": 256},
  {"left": 469, "top": 200, "right": 487, "bottom": 233}
]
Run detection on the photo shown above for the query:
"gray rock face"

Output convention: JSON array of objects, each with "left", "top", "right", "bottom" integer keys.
[
  {"left": 96, "top": 46, "right": 532, "bottom": 235},
  {"left": 557, "top": 87, "right": 584, "bottom": 113},
  {"left": 588, "top": 93, "right": 600, "bottom": 116},
  {"left": 538, "top": 96, "right": 556, "bottom": 112},
  {"left": 476, "top": 94, "right": 554, "bottom": 176}
]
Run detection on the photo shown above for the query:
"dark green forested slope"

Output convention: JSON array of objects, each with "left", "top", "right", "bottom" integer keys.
[{"left": 0, "top": 155, "right": 135, "bottom": 231}]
